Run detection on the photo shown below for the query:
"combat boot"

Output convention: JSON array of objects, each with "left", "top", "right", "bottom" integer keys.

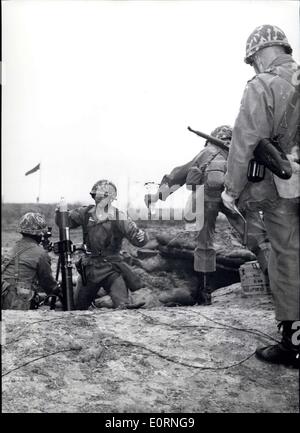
[
  {"left": 255, "top": 321, "right": 300, "bottom": 368},
  {"left": 195, "top": 272, "right": 213, "bottom": 306}
]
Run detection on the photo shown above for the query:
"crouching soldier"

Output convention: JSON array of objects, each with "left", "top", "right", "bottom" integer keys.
[
  {"left": 58, "top": 179, "right": 148, "bottom": 310},
  {"left": 2, "top": 212, "right": 60, "bottom": 310}
]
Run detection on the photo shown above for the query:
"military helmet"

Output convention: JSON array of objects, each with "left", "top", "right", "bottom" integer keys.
[
  {"left": 90, "top": 179, "right": 117, "bottom": 199},
  {"left": 210, "top": 125, "right": 232, "bottom": 145},
  {"left": 245, "top": 25, "right": 292, "bottom": 64},
  {"left": 18, "top": 212, "right": 48, "bottom": 236}
]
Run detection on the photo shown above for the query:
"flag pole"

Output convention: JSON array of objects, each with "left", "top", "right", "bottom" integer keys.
[
  {"left": 37, "top": 161, "right": 42, "bottom": 203},
  {"left": 126, "top": 175, "right": 130, "bottom": 213}
]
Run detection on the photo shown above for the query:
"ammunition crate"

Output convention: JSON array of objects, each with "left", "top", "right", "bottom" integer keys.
[{"left": 239, "top": 260, "right": 271, "bottom": 296}]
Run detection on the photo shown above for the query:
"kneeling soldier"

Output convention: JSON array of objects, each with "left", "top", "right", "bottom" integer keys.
[
  {"left": 58, "top": 179, "right": 148, "bottom": 310},
  {"left": 2, "top": 212, "right": 59, "bottom": 310}
]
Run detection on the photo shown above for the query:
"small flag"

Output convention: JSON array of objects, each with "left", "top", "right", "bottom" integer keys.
[{"left": 25, "top": 163, "right": 40, "bottom": 176}]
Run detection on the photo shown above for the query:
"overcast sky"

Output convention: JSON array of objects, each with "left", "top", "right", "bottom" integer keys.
[{"left": 2, "top": 0, "right": 300, "bottom": 210}]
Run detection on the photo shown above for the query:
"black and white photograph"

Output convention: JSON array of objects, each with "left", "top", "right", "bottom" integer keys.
[{"left": 1, "top": 0, "right": 300, "bottom": 417}]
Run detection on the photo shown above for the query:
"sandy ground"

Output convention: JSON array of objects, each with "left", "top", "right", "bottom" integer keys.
[
  {"left": 2, "top": 285, "right": 299, "bottom": 413},
  {"left": 2, "top": 222, "right": 299, "bottom": 413}
]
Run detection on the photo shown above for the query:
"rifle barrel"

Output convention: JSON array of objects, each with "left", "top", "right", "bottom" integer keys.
[{"left": 187, "top": 126, "right": 229, "bottom": 152}]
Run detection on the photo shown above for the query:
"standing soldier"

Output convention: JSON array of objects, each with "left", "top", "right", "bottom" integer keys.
[
  {"left": 59, "top": 179, "right": 148, "bottom": 310},
  {"left": 145, "top": 125, "right": 270, "bottom": 306},
  {"left": 2, "top": 212, "right": 59, "bottom": 310},
  {"left": 221, "top": 25, "right": 300, "bottom": 368}
]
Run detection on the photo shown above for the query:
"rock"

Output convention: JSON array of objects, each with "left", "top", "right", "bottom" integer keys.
[
  {"left": 131, "top": 287, "right": 160, "bottom": 308},
  {"left": 159, "top": 287, "right": 196, "bottom": 307}
]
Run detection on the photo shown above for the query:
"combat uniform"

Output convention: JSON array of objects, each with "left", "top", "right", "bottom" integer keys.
[
  {"left": 159, "top": 142, "right": 270, "bottom": 274},
  {"left": 225, "top": 53, "right": 300, "bottom": 321},
  {"left": 64, "top": 205, "right": 148, "bottom": 309},
  {"left": 2, "top": 236, "right": 57, "bottom": 310}
]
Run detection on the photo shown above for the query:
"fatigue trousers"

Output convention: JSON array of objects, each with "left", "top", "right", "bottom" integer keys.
[
  {"left": 194, "top": 199, "right": 270, "bottom": 273},
  {"left": 262, "top": 198, "right": 300, "bottom": 321},
  {"left": 75, "top": 275, "right": 129, "bottom": 310}
]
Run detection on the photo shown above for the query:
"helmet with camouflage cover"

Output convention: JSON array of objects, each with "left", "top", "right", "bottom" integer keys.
[
  {"left": 210, "top": 125, "right": 232, "bottom": 141},
  {"left": 206, "top": 125, "right": 232, "bottom": 147},
  {"left": 18, "top": 212, "right": 48, "bottom": 236},
  {"left": 90, "top": 179, "right": 117, "bottom": 200},
  {"left": 245, "top": 25, "right": 292, "bottom": 64}
]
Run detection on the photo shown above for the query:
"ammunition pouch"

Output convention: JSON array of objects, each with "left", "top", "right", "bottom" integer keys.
[
  {"left": 75, "top": 257, "right": 87, "bottom": 286},
  {"left": 2, "top": 280, "right": 35, "bottom": 310},
  {"left": 186, "top": 166, "right": 205, "bottom": 187},
  {"left": 205, "top": 159, "right": 226, "bottom": 192}
]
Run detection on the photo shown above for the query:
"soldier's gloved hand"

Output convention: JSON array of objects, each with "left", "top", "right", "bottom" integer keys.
[
  {"left": 221, "top": 189, "right": 237, "bottom": 213},
  {"left": 52, "top": 283, "right": 62, "bottom": 297},
  {"left": 144, "top": 193, "right": 159, "bottom": 208},
  {"left": 136, "top": 229, "right": 145, "bottom": 243}
]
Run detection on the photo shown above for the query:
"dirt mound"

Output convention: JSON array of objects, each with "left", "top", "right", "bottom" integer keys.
[{"left": 2, "top": 285, "right": 298, "bottom": 413}]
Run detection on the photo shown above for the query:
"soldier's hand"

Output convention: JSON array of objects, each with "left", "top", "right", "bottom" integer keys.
[
  {"left": 52, "top": 283, "right": 62, "bottom": 297},
  {"left": 144, "top": 193, "right": 159, "bottom": 208},
  {"left": 136, "top": 229, "right": 145, "bottom": 243}
]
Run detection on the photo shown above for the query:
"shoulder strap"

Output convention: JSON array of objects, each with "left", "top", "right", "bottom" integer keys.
[
  {"left": 275, "top": 75, "right": 300, "bottom": 144},
  {"left": 2, "top": 244, "right": 36, "bottom": 278},
  {"left": 262, "top": 69, "right": 300, "bottom": 146},
  {"left": 82, "top": 205, "right": 94, "bottom": 245},
  {"left": 201, "top": 151, "right": 221, "bottom": 172}
]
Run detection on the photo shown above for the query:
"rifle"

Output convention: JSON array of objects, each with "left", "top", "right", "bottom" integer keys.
[{"left": 187, "top": 126, "right": 292, "bottom": 181}]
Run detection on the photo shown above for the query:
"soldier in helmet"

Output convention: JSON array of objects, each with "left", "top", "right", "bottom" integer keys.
[
  {"left": 2, "top": 212, "right": 59, "bottom": 310},
  {"left": 145, "top": 125, "right": 270, "bottom": 306},
  {"left": 59, "top": 179, "right": 148, "bottom": 310},
  {"left": 222, "top": 25, "right": 300, "bottom": 368}
]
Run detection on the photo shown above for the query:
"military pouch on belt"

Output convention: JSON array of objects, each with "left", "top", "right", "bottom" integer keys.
[
  {"left": 75, "top": 257, "right": 88, "bottom": 286},
  {"left": 186, "top": 166, "right": 205, "bottom": 187},
  {"left": 205, "top": 158, "right": 226, "bottom": 191},
  {"left": 13, "top": 283, "right": 35, "bottom": 310},
  {"left": 2, "top": 281, "right": 35, "bottom": 310}
]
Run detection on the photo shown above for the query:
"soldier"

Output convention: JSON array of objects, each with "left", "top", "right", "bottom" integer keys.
[
  {"left": 145, "top": 125, "right": 270, "bottom": 306},
  {"left": 59, "top": 179, "right": 148, "bottom": 310},
  {"left": 2, "top": 212, "right": 59, "bottom": 310},
  {"left": 221, "top": 25, "right": 300, "bottom": 368}
]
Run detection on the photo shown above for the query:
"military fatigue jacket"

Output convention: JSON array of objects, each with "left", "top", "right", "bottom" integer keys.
[
  {"left": 2, "top": 237, "right": 57, "bottom": 294},
  {"left": 67, "top": 205, "right": 148, "bottom": 256},
  {"left": 225, "top": 54, "right": 300, "bottom": 208}
]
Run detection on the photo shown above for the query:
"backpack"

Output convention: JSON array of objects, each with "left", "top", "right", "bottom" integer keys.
[{"left": 2, "top": 245, "right": 36, "bottom": 310}]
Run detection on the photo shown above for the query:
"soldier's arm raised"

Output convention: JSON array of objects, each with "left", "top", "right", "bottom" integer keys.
[{"left": 145, "top": 155, "right": 199, "bottom": 208}]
